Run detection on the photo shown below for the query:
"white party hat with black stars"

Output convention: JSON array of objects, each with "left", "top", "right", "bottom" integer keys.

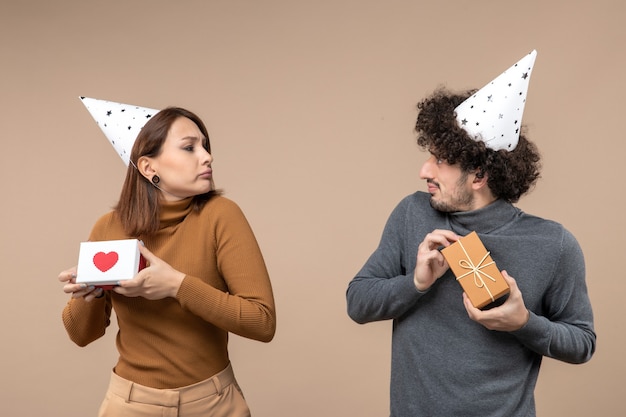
[
  {"left": 455, "top": 50, "right": 537, "bottom": 151},
  {"left": 79, "top": 97, "right": 159, "bottom": 166}
]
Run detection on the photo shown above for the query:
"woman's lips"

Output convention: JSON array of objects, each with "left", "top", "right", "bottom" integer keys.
[{"left": 199, "top": 169, "right": 212, "bottom": 179}]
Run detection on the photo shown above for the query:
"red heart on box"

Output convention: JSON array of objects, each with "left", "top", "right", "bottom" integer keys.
[{"left": 93, "top": 251, "right": 119, "bottom": 272}]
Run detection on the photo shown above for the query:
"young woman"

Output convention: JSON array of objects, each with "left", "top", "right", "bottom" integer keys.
[{"left": 59, "top": 107, "right": 276, "bottom": 417}]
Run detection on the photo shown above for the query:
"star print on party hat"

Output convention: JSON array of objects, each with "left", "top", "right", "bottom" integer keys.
[
  {"left": 79, "top": 96, "right": 159, "bottom": 166},
  {"left": 455, "top": 50, "right": 537, "bottom": 151}
]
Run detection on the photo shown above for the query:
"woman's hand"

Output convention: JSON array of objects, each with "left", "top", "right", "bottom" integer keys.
[
  {"left": 113, "top": 244, "right": 185, "bottom": 300},
  {"left": 58, "top": 266, "right": 104, "bottom": 302}
]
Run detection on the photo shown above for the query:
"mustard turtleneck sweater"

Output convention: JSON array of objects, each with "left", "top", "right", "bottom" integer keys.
[{"left": 62, "top": 196, "right": 276, "bottom": 389}]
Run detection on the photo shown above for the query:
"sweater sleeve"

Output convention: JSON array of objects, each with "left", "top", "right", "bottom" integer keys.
[
  {"left": 176, "top": 201, "right": 276, "bottom": 343},
  {"left": 61, "top": 214, "right": 114, "bottom": 347},
  {"left": 346, "top": 198, "right": 425, "bottom": 324},
  {"left": 511, "top": 229, "right": 596, "bottom": 364}
]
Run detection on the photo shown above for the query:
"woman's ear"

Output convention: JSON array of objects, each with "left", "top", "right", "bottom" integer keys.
[{"left": 136, "top": 156, "right": 156, "bottom": 181}]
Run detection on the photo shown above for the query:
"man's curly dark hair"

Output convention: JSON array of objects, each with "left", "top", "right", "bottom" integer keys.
[{"left": 415, "top": 87, "right": 541, "bottom": 203}]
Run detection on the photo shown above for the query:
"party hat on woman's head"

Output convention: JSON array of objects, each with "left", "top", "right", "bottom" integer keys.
[
  {"left": 79, "top": 96, "right": 160, "bottom": 166},
  {"left": 454, "top": 50, "right": 537, "bottom": 151}
]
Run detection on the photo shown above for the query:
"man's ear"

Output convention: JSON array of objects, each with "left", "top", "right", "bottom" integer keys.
[
  {"left": 471, "top": 169, "right": 488, "bottom": 189},
  {"left": 136, "top": 156, "right": 157, "bottom": 181}
]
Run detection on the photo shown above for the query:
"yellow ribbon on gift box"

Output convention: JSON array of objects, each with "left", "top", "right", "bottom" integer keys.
[{"left": 455, "top": 239, "right": 497, "bottom": 303}]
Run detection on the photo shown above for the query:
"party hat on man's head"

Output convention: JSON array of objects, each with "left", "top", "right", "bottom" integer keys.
[
  {"left": 454, "top": 50, "right": 537, "bottom": 151},
  {"left": 79, "top": 97, "right": 160, "bottom": 166}
]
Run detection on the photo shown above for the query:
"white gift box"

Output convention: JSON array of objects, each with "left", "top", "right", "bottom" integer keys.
[{"left": 76, "top": 239, "right": 145, "bottom": 288}]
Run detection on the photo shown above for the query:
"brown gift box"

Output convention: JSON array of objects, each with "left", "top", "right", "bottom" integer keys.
[{"left": 441, "top": 231, "right": 509, "bottom": 309}]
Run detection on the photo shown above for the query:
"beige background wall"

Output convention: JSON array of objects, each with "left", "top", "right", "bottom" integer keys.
[{"left": 1, "top": 1, "right": 623, "bottom": 416}]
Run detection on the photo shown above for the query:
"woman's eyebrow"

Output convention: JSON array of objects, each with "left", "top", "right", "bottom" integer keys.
[
  {"left": 179, "top": 136, "right": 203, "bottom": 142},
  {"left": 179, "top": 136, "right": 209, "bottom": 148}
]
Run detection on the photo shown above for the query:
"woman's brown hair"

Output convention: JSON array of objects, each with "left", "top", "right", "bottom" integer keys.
[{"left": 115, "top": 107, "right": 221, "bottom": 237}]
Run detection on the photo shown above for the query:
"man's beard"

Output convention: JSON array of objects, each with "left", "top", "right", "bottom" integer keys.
[{"left": 428, "top": 173, "right": 473, "bottom": 213}]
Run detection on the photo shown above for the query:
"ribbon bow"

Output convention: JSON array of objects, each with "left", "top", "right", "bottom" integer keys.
[{"left": 455, "top": 239, "right": 497, "bottom": 302}]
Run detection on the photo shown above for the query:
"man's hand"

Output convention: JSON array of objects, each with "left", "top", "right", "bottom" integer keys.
[
  {"left": 414, "top": 229, "right": 459, "bottom": 291},
  {"left": 462, "top": 270, "right": 530, "bottom": 331}
]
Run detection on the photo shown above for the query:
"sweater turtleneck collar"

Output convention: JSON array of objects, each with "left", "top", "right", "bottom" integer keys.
[
  {"left": 159, "top": 197, "right": 194, "bottom": 228},
  {"left": 447, "top": 199, "right": 520, "bottom": 235}
]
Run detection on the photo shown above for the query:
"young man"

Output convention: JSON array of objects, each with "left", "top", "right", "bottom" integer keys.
[{"left": 346, "top": 51, "right": 595, "bottom": 417}]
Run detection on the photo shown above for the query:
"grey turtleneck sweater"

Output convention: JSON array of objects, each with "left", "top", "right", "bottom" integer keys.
[{"left": 347, "top": 191, "right": 595, "bottom": 417}]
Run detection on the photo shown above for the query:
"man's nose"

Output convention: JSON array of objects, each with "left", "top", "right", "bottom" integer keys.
[{"left": 419, "top": 156, "right": 436, "bottom": 179}]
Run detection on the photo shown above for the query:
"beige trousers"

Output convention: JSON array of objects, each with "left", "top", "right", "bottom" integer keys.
[{"left": 97, "top": 363, "right": 251, "bottom": 417}]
